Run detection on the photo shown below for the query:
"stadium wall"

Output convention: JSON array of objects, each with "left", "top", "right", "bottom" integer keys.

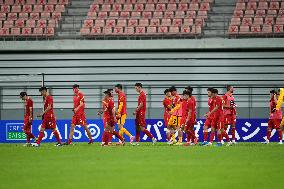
[{"left": 0, "top": 39, "right": 283, "bottom": 120}]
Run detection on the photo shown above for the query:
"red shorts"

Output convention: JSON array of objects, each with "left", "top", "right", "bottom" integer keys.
[
  {"left": 23, "top": 116, "right": 32, "bottom": 131},
  {"left": 72, "top": 114, "right": 87, "bottom": 126},
  {"left": 224, "top": 114, "right": 236, "bottom": 125},
  {"left": 41, "top": 116, "right": 56, "bottom": 130},
  {"left": 136, "top": 114, "right": 146, "bottom": 127},
  {"left": 105, "top": 117, "right": 115, "bottom": 127},
  {"left": 204, "top": 116, "right": 214, "bottom": 128},
  {"left": 164, "top": 114, "right": 171, "bottom": 127},
  {"left": 268, "top": 119, "right": 281, "bottom": 129},
  {"left": 103, "top": 116, "right": 107, "bottom": 128},
  {"left": 212, "top": 115, "right": 225, "bottom": 130}
]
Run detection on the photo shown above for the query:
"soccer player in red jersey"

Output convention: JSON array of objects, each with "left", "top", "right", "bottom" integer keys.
[
  {"left": 64, "top": 84, "right": 93, "bottom": 145},
  {"left": 205, "top": 89, "right": 232, "bottom": 146},
  {"left": 184, "top": 86, "right": 198, "bottom": 145},
  {"left": 114, "top": 84, "right": 135, "bottom": 144},
  {"left": 223, "top": 85, "right": 237, "bottom": 144},
  {"left": 180, "top": 90, "right": 198, "bottom": 146},
  {"left": 101, "top": 90, "right": 125, "bottom": 146},
  {"left": 31, "top": 87, "right": 62, "bottom": 147},
  {"left": 133, "top": 83, "right": 157, "bottom": 145},
  {"left": 163, "top": 89, "right": 173, "bottom": 142},
  {"left": 201, "top": 88, "right": 215, "bottom": 145},
  {"left": 20, "top": 92, "right": 36, "bottom": 146},
  {"left": 262, "top": 90, "right": 283, "bottom": 144}
]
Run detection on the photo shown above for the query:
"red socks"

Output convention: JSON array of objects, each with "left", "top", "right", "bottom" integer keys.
[
  {"left": 143, "top": 129, "right": 153, "bottom": 139},
  {"left": 222, "top": 131, "right": 230, "bottom": 142},
  {"left": 53, "top": 130, "right": 61, "bottom": 144},
  {"left": 25, "top": 132, "right": 35, "bottom": 143},
  {"left": 136, "top": 129, "right": 140, "bottom": 142},
  {"left": 217, "top": 133, "right": 222, "bottom": 142},
  {"left": 112, "top": 131, "right": 124, "bottom": 142},
  {"left": 203, "top": 131, "right": 208, "bottom": 142},
  {"left": 278, "top": 130, "right": 283, "bottom": 141},
  {"left": 36, "top": 131, "right": 45, "bottom": 144},
  {"left": 231, "top": 127, "right": 236, "bottom": 140},
  {"left": 267, "top": 130, "right": 271, "bottom": 141},
  {"left": 209, "top": 131, "right": 215, "bottom": 143}
]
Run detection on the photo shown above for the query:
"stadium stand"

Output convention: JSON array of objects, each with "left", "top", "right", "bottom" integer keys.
[
  {"left": 228, "top": 0, "right": 284, "bottom": 37},
  {"left": 80, "top": 0, "right": 214, "bottom": 38},
  {"left": 0, "top": 0, "right": 69, "bottom": 38}
]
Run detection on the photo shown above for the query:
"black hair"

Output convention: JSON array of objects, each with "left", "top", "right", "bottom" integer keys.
[
  {"left": 73, "top": 84, "right": 79, "bottom": 89},
  {"left": 207, "top": 87, "right": 214, "bottom": 92},
  {"left": 115, "top": 84, "right": 122, "bottom": 90},
  {"left": 182, "top": 90, "right": 191, "bottom": 96},
  {"left": 164, "top": 89, "right": 170, "bottom": 95},
  {"left": 169, "top": 86, "right": 177, "bottom": 92},
  {"left": 135, "top": 83, "right": 142, "bottom": 88},
  {"left": 104, "top": 90, "right": 111, "bottom": 96},
  {"left": 226, "top": 85, "right": 232, "bottom": 91},
  {"left": 107, "top": 88, "right": 113, "bottom": 92},
  {"left": 39, "top": 86, "right": 47, "bottom": 92},
  {"left": 185, "top": 86, "right": 193, "bottom": 92},
  {"left": 20, "top": 92, "right": 27, "bottom": 97},
  {"left": 213, "top": 88, "right": 218, "bottom": 94},
  {"left": 270, "top": 90, "right": 277, "bottom": 94}
]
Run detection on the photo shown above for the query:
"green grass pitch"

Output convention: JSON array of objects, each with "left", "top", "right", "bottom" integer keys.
[{"left": 0, "top": 142, "right": 283, "bottom": 189}]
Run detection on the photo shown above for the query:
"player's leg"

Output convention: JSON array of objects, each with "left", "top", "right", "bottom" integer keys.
[
  {"left": 263, "top": 120, "right": 273, "bottom": 144},
  {"left": 135, "top": 123, "right": 140, "bottom": 145},
  {"left": 216, "top": 127, "right": 223, "bottom": 147},
  {"left": 118, "top": 115, "right": 134, "bottom": 144},
  {"left": 202, "top": 118, "right": 211, "bottom": 145},
  {"left": 275, "top": 119, "right": 283, "bottom": 144},
  {"left": 207, "top": 127, "right": 215, "bottom": 146},
  {"left": 66, "top": 124, "right": 76, "bottom": 145}
]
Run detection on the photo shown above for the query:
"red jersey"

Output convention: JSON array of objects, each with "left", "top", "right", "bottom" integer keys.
[
  {"left": 213, "top": 96, "right": 224, "bottom": 116},
  {"left": 117, "top": 91, "right": 127, "bottom": 115},
  {"left": 182, "top": 97, "right": 196, "bottom": 120},
  {"left": 172, "top": 94, "right": 182, "bottom": 116},
  {"left": 104, "top": 98, "right": 115, "bottom": 120},
  {"left": 270, "top": 96, "right": 282, "bottom": 119},
  {"left": 207, "top": 97, "right": 214, "bottom": 117},
  {"left": 137, "top": 90, "right": 146, "bottom": 114},
  {"left": 222, "top": 93, "right": 236, "bottom": 115},
  {"left": 44, "top": 95, "right": 54, "bottom": 117},
  {"left": 25, "top": 97, "right": 33, "bottom": 117},
  {"left": 163, "top": 97, "right": 172, "bottom": 114},
  {"left": 191, "top": 96, "right": 197, "bottom": 114},
  {"left": 73, "top": 92, "right": 85, "bottom": 115}
]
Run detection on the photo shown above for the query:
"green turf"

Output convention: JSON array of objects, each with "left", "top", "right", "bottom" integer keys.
[{"left": 0, "top": 142, "right": 283, "bottom": 189}]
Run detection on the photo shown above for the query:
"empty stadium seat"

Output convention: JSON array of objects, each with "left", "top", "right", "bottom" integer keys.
[
  {"left": 81, "top": 0, "right": 212, "bottom": 38},
  {"left": 0, "top": 0, "right": 69, "bottom": 38}
]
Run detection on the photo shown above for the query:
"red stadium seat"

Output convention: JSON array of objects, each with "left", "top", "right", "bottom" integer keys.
[
  {"left": 103, "top": 27, "right": 113, "bottom": 35},
  {"left": 147, "top": 26, "right": 157, "bottom": 34},
  {"left": 95, "top": 19, "right": 105, "bottom": 27},
  {"left": 142, "top": 11, "right": 152, "bottom": 18},
  {"left": 264, "top": 16, "right": 274, "bottom": 25},
  {"left": 11, "top": 5, "right": 22, "bottom": 13},
  {"left": 109, "top": 11, "right": 119, "bottom": 18},
  {"left": 161, "top": 18, "right": 171, "bottom": 26},
  {"left": 242, "top": 17, "right": 253, "bottom": 26},
  {"left": 102, "top": 4, "right": 111, "bottom": 12},
  {"left": 44, "top": 27, "right": 54, "bottom": 36},
  {"left": 22, "top": 27, "right": 32, "bottom": 35},
  {"left": 253, "top": 17, "right": 263, "bottom": 25},
  {"left": 139, "top": 18, "right": 149, "bottom": 26},
  {"left": 23, "top": 5, "right": 32, "bottom": 13},
  {"left": 135, "top": 26, "right": 145, "bottom": 34},
  {"left": 158, "top": 26, "right": 168, "bottom": 33},
  {"left": 184, "top": 18, "right": 194, "bottom": 26},
  {"left": 91, "top": 27, "right": 102, "bottom": 35},
  {"left": 175, "top": 11, "right": 185, "bottom": 18},
  {"left": 167, "top": 4, "right": 177, "bottom": 11},
  {"left": 189, "top": 3, "right": 199, "bottom": 11},
  {"left": 15, "top": 19, "right": 25, "bottom": 27},
  {"left": 145, "top": 4, "right": 155, "bottom": 11},
  {"left": 15, "top": 0, "right": 25, "bottom": 5},
  {"left": 269, "top": 2, "right": 279, "bottom": 10},
  {"left": 3, "top": 20, "right": 14, "bottom": 28},
  {"left": 41, "top": 12, "right": 51, "bottom": 19},
  {"left": 200, "top": 3, "right": 210, "bottom": 11},
  {"left": 131, "top": 11, "right": 141, "bottom": 18},
  {"left": 255, "top": 9, "right": 266, "bottom": 18},
  {"left": 274, "top": 24, "right": 283, "bottom": 33},
  {"left": 134, "top": 4, "right": 144, "bottom": 11},
  {"left": 33, "top": 27, "right": 43, "bottom": 36},
  {"left": 181, "top": 26, "right": 190, "bottom": 34},
  {"left": 37, "top": 0, "right": 47, "bottom": 5},
  {"left": 178, "top": 3, "right": 188, "bottom": 11},
  {"left": 84, "top": 19, "right": 93, "bottom": 28},
  {"left": 236, "top": 3, "right": 246, "bottom": 10},
  {"left": 124, "top": 27, "right": 134, "bottom": 35},
  {"left": 26, "top": 19, "right": 36, "bottom": 27},
  {"left": 1, "top": 5, "right": 10, "bottom": 13},
  {"left": 239, "top": 25, "right": 250, "bottom": 34},
  {"left": 258, "top": 2, "right": 268, "bottom": 10},
  {"left": 169, "top": 26, "right": 179, "bottom": 34},
  {"left": 98, "top": 12, "right": 108, "bottom": 19},
  {"left": 114, "top": 26, "right": 123, "bottom": 34},
  {"left": 234, "top": 10, "right": 244, "bottom": 17},
  {"left": 123, "top": 4, "right": 133, "bottom": 11},
  {"left": 172, "top": 18, "right": 182, "bottom": 26},
  {"left": 156, "top": 4, "right": 166, "bottom": 11},
  {"left": 149, "top": 18, "right": 159, "bottom": 26},
  {"left": 262, "top": 24, "right": 272, "bottom": 33},
  {"left": 11, "top": 27, "right": 21, "bottom": 36},
  {"left": 106, "top": 19, "right": 116, "bottom": 27},
  {"left": 153, "top": 11, "right": 163, "bottom": 18},
  {"left": 164, "top": 11, "right": 174, "bottom": 18},
  {"left": 7, "top": 13, "right": 17, "bottom": 20},
  {"left": 247, "top": 2, "right": 257, "bottom": 10},
  {"left": 37, "top": 19, "right": 47, "bottom": 28},
  {"left": 44, "top": 5, "right": 54, "bottom": 12},
  {"left": 52, "top": 12, "right": 61, "bottom": 20},
  {"left": 120, "top": 11, "right": 130, "bottom": 18},
  {"left": 34, "top": 5, "right": 43, "bottom": 13},
  {"left": 55, "top": 5, "right": 65, "bottom": 12},
  {"left": 48, "top": 19, "right": 58, "bottom": 27},
  {"left": 251, "top": 25, "right": 261, "bottom": 33},
  {"left": 0, "top": 28, "right": 9, "bottom": 36},
  {"left": 128, "top": 19, "right": 138, "bottom": 27},
  {"left": 186, "top": 10, "right": 196, "bottom": 18},
  {"left": 244, "top": 10, "right": 254, "bottom": 17},
  {"left": 191, "top": 25, "right": 202, "bottom": 34},
  {"left": 228, "top": 25, "right": 239, "bottom": 34}
]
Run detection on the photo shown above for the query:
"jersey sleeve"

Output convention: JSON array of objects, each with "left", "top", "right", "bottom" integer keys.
[
  {"left": 47, "top": 96, "right": 53, "bottom": 106},
  {"left": 117, "top": 95, "right": 124, "bottom": 113}
]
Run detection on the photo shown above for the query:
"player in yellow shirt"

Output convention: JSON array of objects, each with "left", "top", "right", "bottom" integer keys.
[
  {"left": 276, "top": 88, "right": 284, "bottom": 135},
  {"left": 114, "top": 84, "right": 135, "bottom": 144}
]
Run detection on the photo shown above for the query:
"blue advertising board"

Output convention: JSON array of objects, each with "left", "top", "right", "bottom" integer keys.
[{"left": 0, "top": 119, "right": 281, "bottom": 143}]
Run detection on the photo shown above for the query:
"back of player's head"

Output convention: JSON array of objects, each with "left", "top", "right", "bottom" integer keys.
[
  {"left": 185, "top": 86, "right": 193, "bottom": 92},
  {"left": 73, "top": 84, "right": 79, "bottom": 89},
  {"left": 107, "top": 88, "right": 113, "bottom": 92},
  {"left": 226, "top": 85, "right": 232, "bottom": 91},
  {"left": 39, "top": 86, "right": 47, "bottom": 92},
  {"left": 213, "top": 88, "right": 218, "bottom": 94},
  {"left": 207, "top": 87, "right": 214, "bottom": 93},
  {"left": 20, "top": 92, "right": 27, "bottom": 97},
  {"left": 164, "top": 89, "right": 170, "bottom": 95},
  {"left": 182, "top": 90, "right": 191, "bottom": 96},
  {"left": 270, "top": 90, "right": 277, "bottom": 94},
  {"left": 115, "top": 84, "right": 122, "bottom": 90},
  {"left": 169, "top": 86, "right": 177, "bottom": 92},
  {"left": 103, "top": 90, "right": 111, "bottom": 96},
  {"left": 135, "top": 83, "right": 143, "bottom": 88}
]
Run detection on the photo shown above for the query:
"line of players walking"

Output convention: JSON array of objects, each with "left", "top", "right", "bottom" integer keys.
[{"left": 19, "top": 84, "right": 284, "bottom": 147}]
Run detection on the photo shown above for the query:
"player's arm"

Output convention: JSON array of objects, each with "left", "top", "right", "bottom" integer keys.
[
  {"left": 38, "top": 104, "right": 51, "bottom": 117},
  {"left": 135, "top": 102, "right": 143, "bottom": 112},
  {"left": 170, "top": 100, "right": 181, "bottom": 115},
  {"left": 205, "top": 105, "right": 219, "bottom": 118},
  {"left": 117, "top": 97, "right": 124, "bottom": 117},
  {"left": 222, "top": 96, "right": 230, "bottom": 109},
  {"left": 74, "top": 95, "right": 84, "bottom": 113},
  {"left": 112, "top": 106, "right": 117, "bottom": 122},
  {"left": 29, "top": 106, "right": 33, "bottom": 122}
]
